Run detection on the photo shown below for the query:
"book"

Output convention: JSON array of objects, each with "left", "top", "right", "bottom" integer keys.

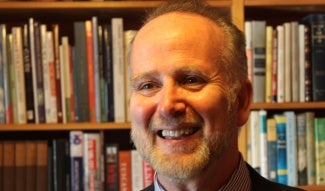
[
  {"left": 98, "top": 25, "right": 108, "bottom": 122},
  {"left": 52, "top": 138, "right": 70, "bottom": 191},
  {"left": 284, "top": 111, "right": 297, "bottom": 186},
  {"left": 274, "top": 114, "right": 288, "bottom": 185},
  {"left": 105, "top": 143, "right": 119, "bottom": 191},
  {"left": 15, "top": 141, "right": 27, "bottom": 191},
  {"left": 298, "top": 24, "right": 306, "bottom": 103},
  {"left": 259, "top": 110, "right": 268, "bottom": 178},
  {"left": 306, "top": 111, "right": 316, "bottom": 185},
  {"left": 32, "top": 20, "right": 46, "bottom": 123},
  {"left": 271, "top": 28, "right": 278, "bottom": 103},
  {"left": 92, "top": 16, "right": 101, "bottom": 123},
  {"left": 284, "top": 22, "right": 292, "bottom": 102},
  {"left": 276, "top": 25, "right": 285, "bottom": 103},
  {"left": 131, "top": 149, "right": 143, "bottom": 191},
  {"left": 290, "top": 21, "right": 299, "bottom": 103},
  {"left": 73, "top": 21, "right": 89, "bottom": 122},
  {"left": 102, "top": 24, "right": 114, "bottom": 122},
  {"left": 314, "top": 117, "right": 325, "bottom": 185},
  {"left": 12, "top": 26, "right": 27, "bottom": 124},
  {"left": 85, "top": 20, "right": 96, "bottom": 123},
  {"left": 3, "top": 141, "right": 15, "bottom": 191},
  {"left": 22, "top": 24, "right": 35, "bottom": 123},
  {"left": 36, "top": 140, "right": 48, "bottom": 191},
  {"left": 52, "top": 24, "right": 63, "bottom": 123},
  {"left": 267, "top": 118, "right": 277, "bottom": 182},
  {"left": 303, "top": 26, "right": 312, "bottom": 102},
  {"left": 0, "top": 24, "right": 5, "bottom": 123},
  {"left": 111, "top": 18, "right": 126, "bottom": 122},
  {"left": 69, "top": 131, "right": 84, "bottom": 191},
  {"left": 251, "top": 20, "right": 266, "bottom": 103},
  {"left": 26, "top": 141, "right": 37, "bottom": 191},
  {"left": 296, "top": 112, "right": 307, "bottom": 185},
  {"left": 119, "top": 150, "right": 132, "bottom": 191},
  {"left": 83, "top": 132, "right": 102, "bottom": 191},
  {"left": 245, "top": 21, "right": 253, "bottom": 82},
  {"left": 265, "top": 26, "right": 273, "bottom": 103},
  {"left": 249, "top": 110, "right": 261, "bottom": 173},
  {"left": 302, "top": 14, "right": 325, "bottom": 101}
]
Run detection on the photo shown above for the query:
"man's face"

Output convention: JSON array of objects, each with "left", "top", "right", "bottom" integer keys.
[{"left": 129, "top": 12, "right": 238, "bottom": 179}]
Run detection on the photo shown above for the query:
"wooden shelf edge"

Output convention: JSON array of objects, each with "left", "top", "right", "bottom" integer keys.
[
  {"left": 0, "top": 1, "right": 231, "bottom": 10},
  {"left": 245, "top": 0, "right": 325, "bottom": 7},
  {"left": 251, "top": 102, "right": 325, "bottom": 110},
  {"left": 0, "top": 122, "right": 131, "bottom": 131},
  {"left": 298, "top": 185, "right": 325, "bottom": 191}
]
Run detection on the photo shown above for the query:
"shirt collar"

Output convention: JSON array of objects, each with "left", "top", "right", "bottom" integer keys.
[{"left": 153, "top": 154, "right": 251, "bottom": 191}]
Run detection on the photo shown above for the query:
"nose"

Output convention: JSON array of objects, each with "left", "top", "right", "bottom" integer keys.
[{"left": 157, "top": 82, "right": 186, "bottom": 117}]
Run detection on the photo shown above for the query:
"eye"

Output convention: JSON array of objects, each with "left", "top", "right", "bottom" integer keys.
[{"left": 182, "top": 76, "right": 205, "bottom": 85}]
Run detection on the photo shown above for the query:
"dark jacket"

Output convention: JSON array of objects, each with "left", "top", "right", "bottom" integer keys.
[{"left": 141, "top": 163, "right": 305, "bottom": 191}]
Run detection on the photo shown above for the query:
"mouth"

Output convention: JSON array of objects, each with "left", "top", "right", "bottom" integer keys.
[{"left": 157, "top": 127, "right": 200, "bottom": 140}]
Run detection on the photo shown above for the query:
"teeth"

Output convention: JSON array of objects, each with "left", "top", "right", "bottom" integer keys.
[{"left": 161, "top": 128, "right": 195, "bottom": 138}]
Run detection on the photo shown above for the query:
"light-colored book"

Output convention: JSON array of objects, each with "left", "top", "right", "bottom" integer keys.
[
  {"left": 112, "top": 17, "right": 126, "bottom": 122},
  {"left": 245, "top": 21, "right": 253, "bottom": 82},
  {"left": 249, "top": 110, "right": 261, "bottom": 173},
  {"left": 298, "top": 24, "right": 306, "bottom": 103},
  {"left": 259, "top": 110, "right": 268, "bottom": 178},
  {"left": 291, "top": 22, "right": 299, "bottom": 103},
  {"left": 11, "top": 27, "right": 27, "bottom": 124},
  {"left": 306, "top": 111, "right": 316, "bottom": 185},
  {"left": 276, "top": 25, "right": 285, "bottom": 103},
  {"left": 284, "top": 22, "right": 292, "bottom": 102},
  {"left": 265, "top": 26, "right": 273, "bottom": 103}
]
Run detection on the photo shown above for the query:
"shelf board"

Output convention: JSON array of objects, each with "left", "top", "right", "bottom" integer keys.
[
  {"left": 251, "top": 102, "right": 325, "bottom": 110},
  {"left": 245, "top": 0, "right": 325, "bottom": 6},
  {"left": 0, "top": 122, "right": 131, "bottom": 131},
  {"left": 298, "top": 185, "right": 325, "bottom": 191}
]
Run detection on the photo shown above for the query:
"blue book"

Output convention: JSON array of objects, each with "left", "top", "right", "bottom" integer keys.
[
  {"left": 274, "top": 114, "right": 288, "bottom": 185},
  {"left": 70, "top": 131, "right": 84, "bottom": 191},
  {"left": 267, "top": 118, "right": 277, "bottom": 182}
]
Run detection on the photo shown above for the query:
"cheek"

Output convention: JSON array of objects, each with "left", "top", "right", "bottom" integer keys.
[{"left": 130, "top": 95, "right": 155, "bottom": 128}]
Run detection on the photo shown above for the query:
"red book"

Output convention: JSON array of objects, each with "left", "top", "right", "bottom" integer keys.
[
  {"left": 119, "top": 150, "right": 132, "bottom": 191},
  {"left": 85, "top": 20, "right": 96, "bottom": 122}
]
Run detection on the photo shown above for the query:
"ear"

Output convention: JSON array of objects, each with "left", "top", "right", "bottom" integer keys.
[{"left": 236, "top": 79, "right": 253, "bottom": 127}]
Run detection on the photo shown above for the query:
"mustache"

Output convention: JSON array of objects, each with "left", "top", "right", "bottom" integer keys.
[{"left": 148, "top": 114, "right": 204, "bottom": 131}]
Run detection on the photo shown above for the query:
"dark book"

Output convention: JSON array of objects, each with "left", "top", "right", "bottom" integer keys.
[
  {"left": 304, "top": 26, "right": 312, "bottom": 102},
  {"left": 52, "top": 138, "right": 70, "bottom": 191},
  {"left": 302, "top": 14, "right": 325, "bottom": 101},
  {"left": 102, "top": 24, "right": 114, "bottom": 122},
  {"left": 73, "top": 21, "right": 89, "bottom": 122},
  {"left": 23, "top": 24, "right": 35, "bottom": 123},
  {"left": 34, "top": 21, "right": 45, "bottom": 123},
  {"left": 105, "top": 143, "right": 119, "bottom": 191}
]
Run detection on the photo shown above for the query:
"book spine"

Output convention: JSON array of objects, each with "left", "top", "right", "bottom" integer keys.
[
  {"left": 119, "top": 150, "right": 132, "bottom": 191},
  {"left": 105, "top": 143, "right": 119, "bottom": 191},
  {"left": 259, "top": 110, "right": 268, "bottom": 178},
  {"left": 249, "top": 110, "right": 261, "bottom": 173},
  {"left": 284, "top": 22, "right": 292, "bottom": 102},
  {"left": 314, "top": 118, "right": 325, "bottom": 185},
  {"left": 265, "top": 26, "right": 273, "bottom": 103},
  {"left": 275, "top": 114, "right": 288, "bottom": 185},
  {"left": 70, "top": 131, "right": 84, "bottom": 191},
  {"left": 271, "top": 28, "right": 278, "bottom": 103},
  {"left": 267, "top": 118, "right": 277, "bottom": 182},
  {"left": 291, "top": 22, "right": 299, "bottom": 103},
  {"left": 296, "top": 112, "right": 307, "bottom": 185},
  {"left": 298, "top": 24, "right": 306, "bottom": 103},
  {"left": 85, "top": 20, "right": 96, "bottom": 123},
  {"left": 22, "top": 24, "right": 35, "bottom": 123},
  {"left": 12, "top": 26, "right": 27, "bottom": 124},
  {"left": 245, "top": 21, "right": 253, "bottom": 82},
  {"left": 306, "top": 111, "right": 316, "bottom": 185},
  {"left": 284, "top": 111, "right": 298, "bottom": 186},
  {"left": 276, "top": 25, "right": 285, "bottom": 103},
  {"left": 92, "top": 16, "right": 101, "bottom": 123},
  {"left": 251, "top": 20, "right": 266, "bottom": 103},
  {"left": 111, "top": 18, "right": 126, "bottom": 122}
]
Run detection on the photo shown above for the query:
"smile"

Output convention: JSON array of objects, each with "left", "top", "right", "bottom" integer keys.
[{"left": 158, "top": 127, "right": 199, "bottom": 139}]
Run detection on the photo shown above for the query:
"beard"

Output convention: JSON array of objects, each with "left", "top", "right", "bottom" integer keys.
[{"left": 131, "top": 110, "right": 237, "bottom": 180}]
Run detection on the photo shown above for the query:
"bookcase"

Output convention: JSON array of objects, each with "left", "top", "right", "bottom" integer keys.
[{"left": 0, "top": 0, "right": 324, "bottom": 191}]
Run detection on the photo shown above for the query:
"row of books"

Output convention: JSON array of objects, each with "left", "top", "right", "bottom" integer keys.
[
  {"left": 0, "top": 16, "right": 137, "bottom": 125},
  {"left": 246, "top": 110, "right": 325, "bottom": 186},
  {"left": 245, "top": 14, "right": 325, "bottom": 103},
  {"left": 0, "top": 131, "right": 154, "bottom": 191}
]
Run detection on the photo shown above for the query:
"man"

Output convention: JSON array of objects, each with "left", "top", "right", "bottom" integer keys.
[{"left": 129, "top": 0, "right": 304, "bottom": 190}]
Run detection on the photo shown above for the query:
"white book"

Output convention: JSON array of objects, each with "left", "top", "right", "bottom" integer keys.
[
  {"left": 92, "top": 16, "right": 101, "bottom": 123},
  {"left": 111, "top": 18, "right": 126, "bottom": 122},
  {"left": 284, "top": 22, "right": 292, "bottom": 102},
  {"left": 277, "top": 25, "right": 285, "bottom": 103},
  {"left": 284, "top": 111, "right": 298, "bottom": 186},
  {"left": 124, "top": 30, "right": 137, "bottom": 122},
  {"left": 83, "top": 132, "right": 102, "bottom": 191},
  {"left": 291, "top": 22, "right": 299, "bottom": 103},
  {"left": 259, "top": 110, "right": 268, "bottom": 178},
  {"left": 11, "top": 27, "right": 27, "bottom": 124},
  {"left": 298, "top": 24, "right": 306, "bottom": 102},
  {"left": 249, "top": 110, "right": 261, "bottom": 173},
  {"left": 131, "top": 149, "right": 144, "bottom": 191}
]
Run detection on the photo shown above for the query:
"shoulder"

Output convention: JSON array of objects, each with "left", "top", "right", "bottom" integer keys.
[
  {"left": 246, "top": 163, "right": 305, "bottom": 191},
  {"left": 141, "top": 183, "right": 155, "bottom": 191}
]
